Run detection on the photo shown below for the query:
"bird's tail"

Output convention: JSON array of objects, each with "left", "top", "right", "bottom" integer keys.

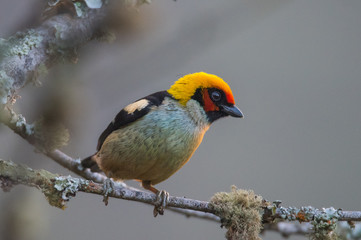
[{"left": 81, "top": 154, "right": 101, "bottom": 172}]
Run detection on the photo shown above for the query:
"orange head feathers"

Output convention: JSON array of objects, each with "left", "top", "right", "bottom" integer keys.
[
  {"left": 167, "top": 72, "right": 235, "bottom": 106},
  {"left": 167, "top": 72, "right": 243, "bottom": 122}
]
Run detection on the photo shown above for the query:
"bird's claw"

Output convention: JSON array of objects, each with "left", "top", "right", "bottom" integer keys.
[
  {"left": 153, "top": 190, "right": 169, "bottom": 217},
  {"left": 103, "top": 178, "right": 114, "bottom": 206}
]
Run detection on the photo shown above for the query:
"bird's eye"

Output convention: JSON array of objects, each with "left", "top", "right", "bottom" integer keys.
[{"left": 210, "top": 90, "right": 222, "bottom": 102}]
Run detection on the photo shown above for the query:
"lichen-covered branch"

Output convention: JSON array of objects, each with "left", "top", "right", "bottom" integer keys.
[
  {"left": 264, "top": 222, "right": 361, "bottom": 239},
  {"left": 0, "top": 0, "right": 148, "bottom": 105},
  {"left": 0, "top": 159, "right": 213, "bottom": 212},
  {"left": 4, "top": 157, "right": 360, "bottom": 223},
  {"left": 0, "top": 159, "right": 72, "bottom": 208},
  {"left": 0, "top": 6, "right": 102, "bottom": 104},
  {"left": 263, "top": 203, "right": 361, "bottom": 223},
  {"left": 2, "top": 158, "right": 361, "bottom": 240}
]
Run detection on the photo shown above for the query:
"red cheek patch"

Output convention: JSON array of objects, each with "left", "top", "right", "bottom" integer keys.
[
  {"left": 225, "top": 92, "right": 235, "bottom": 105},
  {"left": 203, "top": 89, "right": 219, "bottom": 112}
]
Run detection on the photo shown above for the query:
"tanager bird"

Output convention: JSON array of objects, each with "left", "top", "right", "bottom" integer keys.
[{"left": 82, "top": 72, "right": 243, "bottom": 215}]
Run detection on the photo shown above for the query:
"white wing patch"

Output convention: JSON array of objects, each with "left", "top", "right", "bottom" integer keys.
[{"left": 124, "top": 99, "right": 150, "bottom": 114}]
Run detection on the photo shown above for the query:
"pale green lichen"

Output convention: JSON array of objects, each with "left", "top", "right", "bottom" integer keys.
[
  {"left": 310, "top": 207, "right": 341, "bottom": 240},
  {"left": 278, "top": 206, "right": 318, "bottom": 221},
  {"left": 9, "top": 111, "right": 34, "bottom": 136},
  {"left": 0, "top": 70, "right": 14, "bottom": 104},
  {"left": 277, "top": 206, "right": 341, "bottom": 239},
  {"left": 45, "top": 176, "right": 87, "bottom": 209},
  {"left": 5, "top": 30, "right": 43, "bottom": 57},
  {"left": 54, "top": 176, "right": 84, "bottom": 201},
  {"left": 210, "top": 186, "right": 264, "bottom": 240},
  {"left": 0, "top": 30, "right": 43, "bottom": 102}
]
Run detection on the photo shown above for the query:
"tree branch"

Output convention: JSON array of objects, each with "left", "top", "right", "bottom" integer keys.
[
  {"left": 2, "top": 157, "right": 360, "bottom": 222},
  {"left": 0, "top": 0, "right": 146, "bottom": 105},
  {"left": 1, "top": 158, "right": 361, "bottom": 239},
  {"left": 0, "top": 159, "right": 213, "bottom": 212}
]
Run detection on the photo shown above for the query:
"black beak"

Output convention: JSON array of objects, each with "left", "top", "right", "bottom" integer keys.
[{"left": 221, "top": 104, "right": 244, "bottom": 118}]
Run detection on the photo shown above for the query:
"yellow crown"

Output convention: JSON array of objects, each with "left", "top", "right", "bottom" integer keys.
[{"left": 167, "top": 72, "right": 235, "bottom": 106}]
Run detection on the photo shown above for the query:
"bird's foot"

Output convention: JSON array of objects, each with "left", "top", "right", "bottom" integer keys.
[
  {"left": 153, "top": 190, "right": 169, "bottom": 217},
  {"left": 102, "top": 178, "right": 114, "bottom": 206}
]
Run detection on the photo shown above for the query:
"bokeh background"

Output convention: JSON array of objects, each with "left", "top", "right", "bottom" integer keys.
[{"left": 1, "top": 0, "right": 361, "bottom": 239}]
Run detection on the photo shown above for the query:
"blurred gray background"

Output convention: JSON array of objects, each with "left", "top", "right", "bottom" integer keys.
[{"left": 1, "top": 0, "right": 361, "bottom": 239}]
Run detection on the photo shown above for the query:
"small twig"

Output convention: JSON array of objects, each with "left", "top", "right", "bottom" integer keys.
[
  {"left": 46, "top": 149, "right": 106, "bottom": 183},
  {"left": 168, "top": 207, "right": 221, "bottom": 222}
]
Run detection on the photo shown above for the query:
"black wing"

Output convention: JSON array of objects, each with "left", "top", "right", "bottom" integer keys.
[{"left": 96, "top": 91, "right": 172, "bottom": 151}]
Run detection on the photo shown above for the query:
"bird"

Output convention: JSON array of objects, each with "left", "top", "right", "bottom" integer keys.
[{"left": 81, "top": 72, "right": 243, "bottom": 215}]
